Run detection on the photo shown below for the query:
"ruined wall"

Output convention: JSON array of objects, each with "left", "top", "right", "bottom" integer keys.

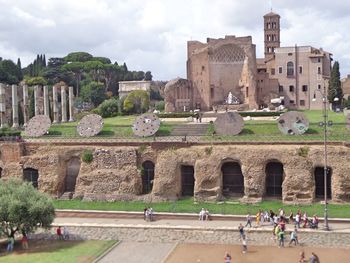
[{"left": 0, "top": 143, "right": 349, "bottom": 204}]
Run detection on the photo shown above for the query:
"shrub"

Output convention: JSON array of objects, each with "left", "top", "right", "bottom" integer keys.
[
  {"left": 155, "top": 101, "right": 165, "bottom": 111},
  {"left": 297, "top": 146, "right": 310, "bottom": 158},
  {"left": 81, "top": 150, "right": 93, "bottom": 163},
  {"left": 80, "top": 81, "right": 106, "bottom": 107},
  {"left": 0, "top": 128, "right": 21, "bottom": 137},
  {"left": 123, "top": 90, "right": 150, "bottom": 113},
  {"left": 97, "top": 98, "right": 119, "bottom": 118}
]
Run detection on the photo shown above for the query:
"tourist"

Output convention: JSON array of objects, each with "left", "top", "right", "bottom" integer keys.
[
  {"left": 302, "top": 212, "right": 308, "bottom": 228},
  {"left": 145, "top": 208, "right": 150, "bottom": 221},
  {"left": 289, "top": 228, "right": 298, "bottom": 246},
  {"left": 241, "top": 235, "right": 247, "bottom": 254},
  {"left": 63, "top": 226, "right": 70, "bottom": 240},
  {"left": 311, "top": 215, "right": 319, "bottom": 229},
  {"left": 7, "top": 236, "right": 14, "bottom": 252},
  {"left": 269, "top": 210, "right": 275, "bottom": 225},
  {"left": 21, "top": 232, "right": 29, "bottom": 249},
  {"left": 238, "top": 223, "right": 245, "bottom": 240},
  {"left": 204, "top": 209, "right": 210, "bottom": 221},
  {"left": 224, "top": 251, "right": 232, "bottom": 263},
  {"left": 149, "top": 207, "right": 154, "bottom": 221},
  {"left": 264, "top": 210, "right": 269, "bottom": 222},
  {"left": 245, "top": 213, "right": 252, "bottom": 228},
  {"left": 279, "top": 219, "right": 286, "bottom": 231},
  {"left": 299, "top": 250, "right": 306, "bottom": 262},
  {"left": 309, "top": 252, "right": 320, "bottom": 263},
  {"left": 295, "top": 211, "right": 301, "bottom": 228},
  {"left": 278, "top": 229, "right": 285, "bottom": 248},
  {"left": 143, "top": 207, "right": 148, "bottom": 220},
  {"left": 260, "top": 210, "right": 264, "bottom": 225},
  {"left": 57, "top": 226, "right": 63, "bottom": 240},
  {"left": 256, "top": 210, "right": 261, "bottom": 226},
  {"left": 289, "top": 209, "right": 294, "bottom": 224},
  {"left": 199, "top": 208, "right": 205, "bottom": 221},
  {"left": 274, "top": 225, "right": 281, "bottom": 242}
]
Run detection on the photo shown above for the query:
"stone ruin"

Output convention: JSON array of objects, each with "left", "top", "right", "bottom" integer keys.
[
  {"left": 77, "top": 114, "right": 104, "bottom": 137},
  {"left": 164, "top": 78, "right": 191, "bottom": 112},
  {"left": 132, "top": 113, "right": 160, "bottom": 137},
  {"left": 25, "top": 115, "right": 51, "bottom": 137},
  {"left": 214, "top": 112, "right": 244, "bottom": 135},
  {"left": 278, "top": 111, "right": 309, "bottom": 135},
  {"left": 0, "top": 83, "right": 75, "bottom": 128}
]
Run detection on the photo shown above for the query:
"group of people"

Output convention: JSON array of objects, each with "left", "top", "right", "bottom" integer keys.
[
  {"left": 299, "top": 251, "right": 320, "bottom": 263},
  {"left": 56, "top": 226, "right": 70, "bottom": 240},
  {"left": 143, "top": 207, "right": 154, "bottom": 221},
  {"left": 198, "top": 208, "right": 211, "bottom": 221}
]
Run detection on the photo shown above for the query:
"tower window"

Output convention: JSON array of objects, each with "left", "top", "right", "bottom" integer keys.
[
  {"left": 279, "top": 67, "right": 282, "bottom": 74},
  {"left": 318, "top": 67, "right": 321, "bottom": 74},
  {"left": 271, "top": 68, "right": 275, "bottom": 75},
  {"left": 302, "top": 85, "right": 308, "bottom": 92},
  {"left": 300, "top": 100, "right": 305, "bottom": 106},
  {"left": 279, "top": 85, "right": 284, "bottom": 93},
  {"left": 289, "top": 85, "right": 294, "bottom": 92},
  {"left": 299, "top": 66, "right": 303, "bottom": 74}
]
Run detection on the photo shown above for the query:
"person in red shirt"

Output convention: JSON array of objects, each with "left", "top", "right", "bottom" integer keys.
[{"left": 56, "top": 226, "right": 63, "bottom": 240}]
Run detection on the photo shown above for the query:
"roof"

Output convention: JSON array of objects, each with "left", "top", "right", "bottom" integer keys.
[{"left": 263, "top": 11, "right": 280, "bottom": 17}]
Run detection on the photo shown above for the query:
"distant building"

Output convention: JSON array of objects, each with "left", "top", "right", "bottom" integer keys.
[
  {"left": 165, "top": 11, "right": 333, "bottom": 112},
  {"left": 341, "top": 75, "right": 350, "bottom": 100},
  {"left": 118, "top": 81, "right": 151, "bottom": 97}
]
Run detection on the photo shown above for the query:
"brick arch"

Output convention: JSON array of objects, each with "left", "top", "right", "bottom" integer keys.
[
  {"left": 209, "top": 44, "right": 245, "bottom": 64},
  {"left": 23, "top": 168, "right": 39, "bottom": 188},
  {"left": 141, "top": 160, "right": 155, "bottom": 194},
  {"left": 220, "top": 158, "right": 244, "bottom": 198},
  {"left": 264, "top": 160, "right": 284, "bottom": 198}
]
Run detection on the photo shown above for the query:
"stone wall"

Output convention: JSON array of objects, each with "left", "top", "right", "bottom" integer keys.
[{"left": 0, "top": 142, "right": 350, "bottom": 204}]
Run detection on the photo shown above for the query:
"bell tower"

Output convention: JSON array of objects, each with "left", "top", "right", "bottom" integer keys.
[{"left": 264, "top": 11, "right": 280, "bottom": 60}]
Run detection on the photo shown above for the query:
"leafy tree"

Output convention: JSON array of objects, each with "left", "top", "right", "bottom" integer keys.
[
  {"left": 91, "top": 57, "right": 111, "bottom": 64},
  {"left": 83, "top": 60, "right": 104, "bottom": 81},
  {"left": 123, "top": 90, "right": 150, "bottom": 113},
  {"left": 0, "top": 179, "right": 55, "bottom": 239},
  {"left": 155, "top": 101, "right": 165, "bottom": 111},
  {"left": 145, "top": 71, "right": 153, "bottom": 81},
  {"left": 62, "top": 62, "right": 84, "bottom": 96},
  {"left": 25, "top": 76, "right": 48, "bottom": 86},
  {"left": 42, "top": 57, "right": 72, "bottom": 85},
  {"left": 80, "top": 81, "right": 106, "bottom": 107},
  {"left": 0, "top": 59, "right": 22, "bottom": 84},
  {"left": 328, "top": 61, "right": 343, "bottom": 109},
  {"left": 97, "top": 98, "right": 119, "bottom": 118},
  {"left": 64, "top": 52, "right": 93, "bottom": 63}
]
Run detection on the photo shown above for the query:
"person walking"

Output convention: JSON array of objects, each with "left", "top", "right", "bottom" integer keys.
[
  {"left": 299, "top": 250, "right": 306, "bottom": 262},
  {"left": 309, "top": 252, "right": 320, "bottom": 263},
  {"left": 278, "top": 229, "right": 285, "bottom": 248},
  {"left": 7, "top": 236, "right": 14, "bottom": 252},
  {"left": 63, "top": 226, "right": 70, "bottom": 240},
  {"left": 245, "top": 213, "right": 252, "bottom": 228},
  {"left": 21, "top": 232, "right": 29, "bottom": 249},
  {"left": 224, "top": 252, "right": 232, "bottom": 263},
  {"left": 256, "top": 210, "right": 261, "bottom": 227},
  {"left": 238, "top": 223, "right": 245, "bottom": 240},
  {"left": 57, "top": 226, "right": 63, "bottom": 240},
  {"left": 241, "top": 235, "right": 248, "bottom": 254},
  {"left": 289, "top": 228, "right": 298, "bottom": 246}
]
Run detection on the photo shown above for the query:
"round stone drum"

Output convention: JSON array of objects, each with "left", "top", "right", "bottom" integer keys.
[
  {"left": 214, "top": 112, "right": 244, "bottom": 136},
  {"left": 77, "top": 114, "right": 104, "bottom": 137},
  {"left": 277, "top": 111, "right": 309, "bottom": 135},
  {"left": 25, "top": 115, "right": 51, "bottom": 137},
  {"left": 132, "top": 113, "right": 160, "bottom": 137}
]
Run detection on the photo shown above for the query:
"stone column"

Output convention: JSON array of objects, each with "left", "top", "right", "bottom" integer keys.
[
  {"left": 34, "top": 85, "right": 40, "bottom": 116},
  {"left": 43, "top": 85, "right": 50, "bottom": 116},
  {"left": 68, "top": 86, "right": 74, "bottom": 122},
  {"left": 61, "top": 87, "right": 67, "bottom": 122},
  {"left": 0, "top": 83, "right": 7, "bottom": 128},
  {"left": 53, "top": 86, "right": 59, "bottom": 123},
  {"left": 12, "top": 84, "right": 19, "bottom": 128},
  {"left": 23, "top": 85, "right": 29, "bottom": 126}
]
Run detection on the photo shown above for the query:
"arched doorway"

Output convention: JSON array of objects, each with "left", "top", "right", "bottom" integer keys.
[
  {"left": 23, "top": 168, "right": 39, "bottom": 188},
  {"left": 222, "top": 162, "right": 244, "bottom": 197},
  {"left": 314, "top": 166, "right": 332, "bottom": 199},
  {"left": 265, "top": 162, "right": 284, "bottom": 197},
  {"left": 181, "top": 165, "right": 195, "bottom": 196},
  {"left": 65, "top": 157, "right": 81, "bottom": 192},
  {"left": 142, "top": 161, "right": 155, "bottom": 194},
  {"left": 0, "top": 167, "right": 2, "bottom": 178}
]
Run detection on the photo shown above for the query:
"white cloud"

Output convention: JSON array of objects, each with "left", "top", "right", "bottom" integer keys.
[{"left": 0, "top": 0, "right": 349, "bottom": 80}]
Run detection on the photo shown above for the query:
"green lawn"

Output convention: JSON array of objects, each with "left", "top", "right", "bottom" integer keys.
[
  {"left": 1, "top": 240, "right": 116, "bottom": 263},
  {"left": 53, "top": 198, "right": 350, "bottom": 218}
]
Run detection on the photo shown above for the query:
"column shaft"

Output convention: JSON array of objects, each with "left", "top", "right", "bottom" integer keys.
[
  {"left": 61, "top": 87, "right": 67, "bottom": 122},
  {"left": 53, "top": 86, "right": 59, "bottom": 123},
  {"left": 12, "top": 84, "right": 19, "bottom": 128},
  {"left": 68, "top": 86, "right": 74, "bottom": 122}
]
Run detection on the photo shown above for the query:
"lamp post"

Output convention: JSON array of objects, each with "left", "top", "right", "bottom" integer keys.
[{"left": 312, "top": 86, "right": 338, "bottom": 231}]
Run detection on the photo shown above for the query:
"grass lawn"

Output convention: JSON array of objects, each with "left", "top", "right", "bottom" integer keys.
[
  {"left": 0, "top": 240, "right": 116, "bottom": 263},
  {"left": 53, "top": 198, "right": 350, "bottom": 218}
]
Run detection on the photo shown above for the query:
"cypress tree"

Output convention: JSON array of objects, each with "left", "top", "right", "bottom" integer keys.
[
  {"left": 17, "top": 58, "right": 21, "bottom": 69},
  {"left": 328, "top": 61, "right": 343, "bottom": 109},
  {"left": 28, "top": 88, "right": 35, "bottom": 118}
]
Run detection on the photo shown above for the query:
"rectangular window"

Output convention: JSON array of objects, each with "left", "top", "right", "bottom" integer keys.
[
  {"left": 318, "top": 67, "right": 321, "bottom": 74},
  {"left": 299, "top": 66, "right": 303, "bottom": 74},
  {"left": 302, "top": 85, "right": 308, "bottom": 92},
  {"left": 300, "top": 100, "right": 305, "bottom": 106},
  {"left": 279, "top": 85, "right": 283, "bottom": 93},
  {"left": 289, "top": 85, "right": 294, "bottom": 92},
  {"left": 279, "top": 67, "right": 282, "bottom": 74},
  {"left": 210, "top": 88, "right": 214, "bottom": 98},
  {"left": 318, "top": 58, "right": 321, "bottom": 63},
  {"left": 318, "top": 84, "right": 321, "bottom": 90},
  {"left": 271, "top": 68, "right": 275, "bottom": 75},
  {"left": 290, "top": 100, "right": 295, "bottom": 104}
]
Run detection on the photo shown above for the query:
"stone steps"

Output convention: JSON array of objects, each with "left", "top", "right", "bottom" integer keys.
[
  {"left": 59, "top": 192, "right": 74, "bottom": 200},
  {"left": 170, "top": 123, "right": 209, "bottom": 136}
]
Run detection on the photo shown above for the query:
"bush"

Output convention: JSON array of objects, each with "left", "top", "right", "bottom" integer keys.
[
  {"left": 123, "top": 90, "right": 150, "bottom": 113},
  {"left": 81, "top": 150, "right": 93, "bottom": 163},
  {"left": 155, "top": 101, "right": 165, "bottom": 111},
  {"left": 97, "top": 98, "right": 119, "bottom": 118},
  {"left": 0, "top": 128, "right": 21, "bottom": 137}
]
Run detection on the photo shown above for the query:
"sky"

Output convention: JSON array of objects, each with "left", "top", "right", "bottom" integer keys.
[{"left": 0, "top": 0, "right": 349, "bottom": 80}]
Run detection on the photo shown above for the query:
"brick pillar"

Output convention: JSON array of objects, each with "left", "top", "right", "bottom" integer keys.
[
  {"left": 68, "top": 86, "right": 74, "bottom": 122},
  {"left": 53, "top": 86, "right": 59, "bottom": 123},
  {"left": 23, "top": 84, "right": 29, "bottom": 126},
  {"left": 0, "top": 83, "right": 7, "bottom": 128},
  {"left": 61, "top": 87, "right": 67, "bottom": 123},
  {"left": 12, "top": 84, "right": 19, "bottom": 128}
]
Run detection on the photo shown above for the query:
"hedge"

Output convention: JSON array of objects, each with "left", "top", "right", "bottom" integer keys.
[{"left": 158, "top": 111, "right": 284, "bottom": 118}]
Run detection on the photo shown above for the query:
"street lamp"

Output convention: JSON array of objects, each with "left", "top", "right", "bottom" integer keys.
[{"left": 312, "top": 86, "right": 338, "bottom": 231}]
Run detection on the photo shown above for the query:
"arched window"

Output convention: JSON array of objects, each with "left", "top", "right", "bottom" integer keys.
[
  {"left": 65, "top": 157, "right": 81, "bottom": 193},
  {"left": 142, "top": 161, "right": 155, "bottom": 194},
  {"left": 181, "top": 165, "right": 195, "bottom": 196},
  {"left": 287, "top": 62, "right": 294, "bottom": 76},
  {"left": 222, "top": 162, "right": 244, "bottom": 197},
  {"left": 23, "top": 168, "right": 39, "bottom": 188},
  {"left": 265, "top": 162, "right": 284, "bottom": 198},
  {"left": 314, "top": 167, "right": 332, "bottom": 199}
]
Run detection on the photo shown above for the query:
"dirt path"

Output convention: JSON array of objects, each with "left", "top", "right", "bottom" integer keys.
[{"left": 165, "top": 243, "right": 350, "bottom": 263}]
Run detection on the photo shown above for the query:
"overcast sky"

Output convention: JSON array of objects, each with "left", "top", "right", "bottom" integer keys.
[{"left": 0, "top": 0, "right": 349, "bottom": 80}]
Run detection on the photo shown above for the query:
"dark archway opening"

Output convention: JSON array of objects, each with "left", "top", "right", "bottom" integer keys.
[
  {"left": 65, "top": 157, "right": 81, "bottom": 192},
  {"left": 314, "top": 166, "right": 332, "bottom": 199},
  {"left": 0, "top": 167, "right": 2, "bottom": 178},
  {"left": 265, "top": 162, "right": 284, "bottom": 197},
  {"left": 142, "top": 161, "right": 155, "bottom": 194},
  {"left": 23, "top": 168, "right": 39, "bottom": 188},
  {"left": 222, "top": 162, "right": 244, "bottom": 197},
  {"left": 181, "top": 165, "right": 195, "bottom": 196}
]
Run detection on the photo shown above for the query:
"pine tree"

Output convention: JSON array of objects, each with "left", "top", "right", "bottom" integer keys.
[
  {"left": 328, "top": 61, "right": 343, "bottom": 109},
  {"left": 17, "top": 58, "right": 21, "bottom": 69}
]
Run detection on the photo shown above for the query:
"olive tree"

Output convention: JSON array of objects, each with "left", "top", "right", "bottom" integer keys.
[{"left": 0, "top": 179, "right": 55, "bottom": 238}]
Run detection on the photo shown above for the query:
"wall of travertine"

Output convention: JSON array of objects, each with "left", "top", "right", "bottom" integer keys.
[{"left": 0, "top": 142, "right": 349, "bottom": 204}]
